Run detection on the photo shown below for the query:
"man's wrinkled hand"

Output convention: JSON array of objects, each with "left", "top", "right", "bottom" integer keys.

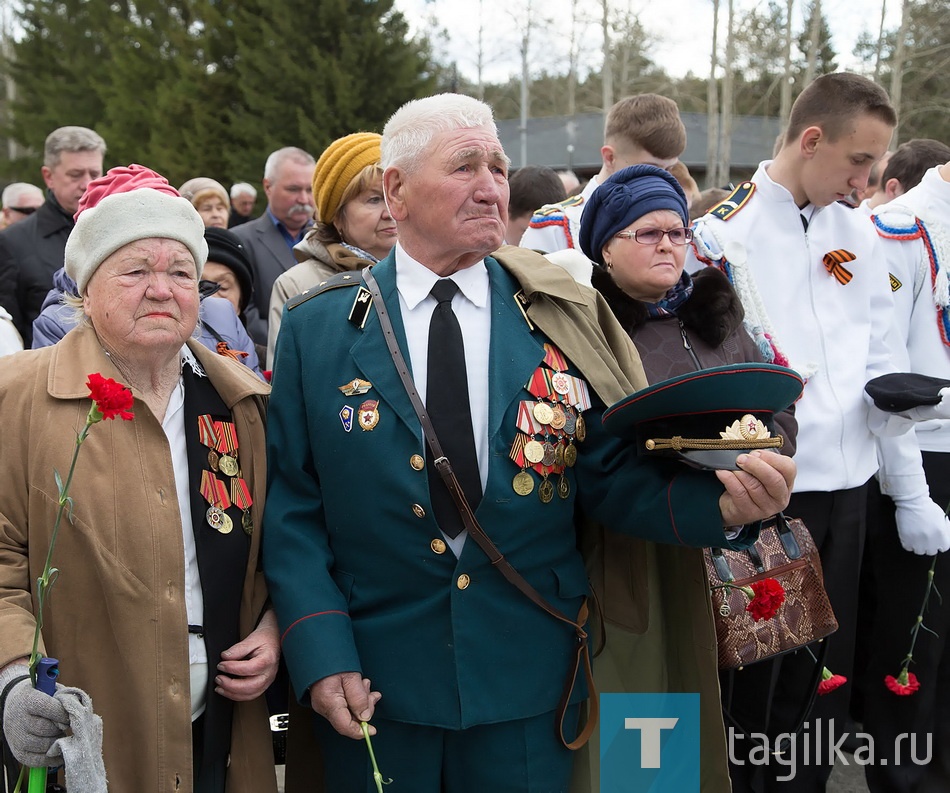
[
  {"left": 716, "top": 450, "right": 796, "bottom": 527},
  {"left": 215, "top": 609, "right": 281, "bottom": 702},
  {"left": 309, "top": 672, "right": 381, "bottom": 739}
]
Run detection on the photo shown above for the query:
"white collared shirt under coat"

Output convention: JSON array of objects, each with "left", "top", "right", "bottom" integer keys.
[{"left": 395, "top": 243, "right": 491, "bottom": 556}]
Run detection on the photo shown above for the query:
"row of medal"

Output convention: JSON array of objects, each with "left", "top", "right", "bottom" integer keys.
[
  {"left": 508, "top": 343, "right": 591, "bottom": 503},
  {"left": 197, "top": 414, "right": 253, "bottom": 535}
]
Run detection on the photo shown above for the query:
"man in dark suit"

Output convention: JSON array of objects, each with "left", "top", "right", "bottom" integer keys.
[
  {"left": 232, "top": 147, "right": 315, "bottom": 345},
  {"left": 228, "top": 181, "right": 257, "bottom": 228},
  {"left": 0, "top": 126, "right": 105, "bottom": 346},
  {"left": 262, "top": 93, "right": 797, "bottom": 793}
]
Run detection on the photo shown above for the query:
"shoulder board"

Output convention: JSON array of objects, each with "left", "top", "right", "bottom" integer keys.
[
  {"left": 707, "top": 182, "right": 755, "bottom": 221},
  {"left": 532, "top": 194, "right": 584, "bottom": 218},
  {"left": 286, "top": 271, "right": 363, "bottom": 310},
  {"left": 873, "top": 209, "right": 921, "bottom": 239}
]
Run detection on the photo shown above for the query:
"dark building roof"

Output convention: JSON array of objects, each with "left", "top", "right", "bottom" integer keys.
[{"left": 497, "top": 111, "right": 782, "bottom": 176}]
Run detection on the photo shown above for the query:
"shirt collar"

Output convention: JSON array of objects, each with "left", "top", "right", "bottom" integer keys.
[{"left": 394, "top": 242, "right": 490, "bottom": 311}]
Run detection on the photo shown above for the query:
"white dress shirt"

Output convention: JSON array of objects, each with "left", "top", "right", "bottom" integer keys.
[{"left": 162, "top": 349, "right": 207, "bottom": 719}]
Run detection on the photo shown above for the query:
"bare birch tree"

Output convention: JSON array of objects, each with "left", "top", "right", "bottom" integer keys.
[
  {"left": 706, "top": 0, "right": 721, "bottom": 188},
  {"left": 718, "top": 0, "right": 736, "bottom": 185}
]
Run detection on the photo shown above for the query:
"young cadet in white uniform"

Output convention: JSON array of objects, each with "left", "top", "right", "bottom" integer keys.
[
  {"left": 684, "top": 72, "right": 925, "bottom": 793},
  {"left": 519, "top": 93, "right": 685, "bottom": 254},
  {"left": 859, "top": 161, "right": 950, "bottom": 791}
]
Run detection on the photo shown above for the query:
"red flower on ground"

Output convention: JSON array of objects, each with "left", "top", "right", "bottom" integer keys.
[
  {"left": 884, "top": 670, "right": 920, "bottom": 696},
  {"left": 817, "top": 666, "right": 848, "bottom": 696},
  {"left": 745, "top": 578, "right": 786, "bottom": 622},
  {"left": 86, "top": 373, "right": 134, "bottom": 421}
]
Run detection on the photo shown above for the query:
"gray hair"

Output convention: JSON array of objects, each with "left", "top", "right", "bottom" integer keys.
[
  {"left": 263, "top": 147, "right": 315, "bottom": 181},
  {"left": 381, "top": 93, "right": 505, "bottom": 175},
  {"left": 1, "top": 182, "right": 43, "bottom": 208},
  {"left": 230, "top": 182, "right": 257, "bottom": 199},
  {"left": 44, "top": 126, "right": 107, "bottom": 169}
]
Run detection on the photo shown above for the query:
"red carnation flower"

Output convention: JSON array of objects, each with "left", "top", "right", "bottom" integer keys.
[
  {"left": 885, "top": 670, "right": 920, "bottom": 696},
  {"left": 817, "top": 666, "right": 847, "bottom": 696},
  {"left": 745, "top": 578, "right": 786, "bottom": 622},
  {"left": 86, "top": 372, "right": 134, "bottom": 422}
]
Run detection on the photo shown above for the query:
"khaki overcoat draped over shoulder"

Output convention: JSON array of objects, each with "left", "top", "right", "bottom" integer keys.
[
  {"left": 494, "top": 246, "right": 732, "bottom": 793},
  {"left": 0, "top": 325, "right": 276, "bottom": 793}
]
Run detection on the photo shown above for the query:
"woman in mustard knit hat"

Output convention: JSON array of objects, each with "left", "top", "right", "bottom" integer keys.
[{"left": 266, "top": 132, "right": 396, "bottom": 367}]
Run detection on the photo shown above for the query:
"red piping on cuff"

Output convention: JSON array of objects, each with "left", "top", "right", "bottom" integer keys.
[{"left": 281, "top": 610, "right": 349, "bottom": 644}]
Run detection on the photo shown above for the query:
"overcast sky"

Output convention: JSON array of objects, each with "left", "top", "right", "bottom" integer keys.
[{"left": 395, "top": 0, "right": 899, "bottom": 84}]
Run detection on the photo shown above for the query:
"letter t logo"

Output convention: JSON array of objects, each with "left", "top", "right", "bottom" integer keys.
[{"left": 625, "top": 717, "right": 679, "bottom": 768}]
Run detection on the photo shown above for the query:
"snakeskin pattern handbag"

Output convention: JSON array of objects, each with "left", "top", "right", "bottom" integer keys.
[{"left": 705, "top": 513, "right": 838, "bottom": 669}]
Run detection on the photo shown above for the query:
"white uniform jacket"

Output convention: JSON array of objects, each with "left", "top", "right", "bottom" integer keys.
[
  {"left": 686, "top": 160, "right": 900, "bottom": 493},
  {"left": 519, "top": 176, "right": 600, "bottom": 253},
  {"left": 873, "top": 166, "right": 950, "bottom": 456}
]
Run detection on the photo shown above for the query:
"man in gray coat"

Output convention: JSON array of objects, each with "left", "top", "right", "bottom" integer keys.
[{"left": 232, "top": 146, "right": 315, "bottom": 345}]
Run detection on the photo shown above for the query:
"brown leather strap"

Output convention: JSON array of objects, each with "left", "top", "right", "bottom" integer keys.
[{"left": 362, "top": 266, "right": 597, "bottom": 749}]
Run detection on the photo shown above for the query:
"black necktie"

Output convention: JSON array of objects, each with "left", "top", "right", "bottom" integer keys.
[{"left": 426, "top": 279, "right": 482, "bottom": 538}]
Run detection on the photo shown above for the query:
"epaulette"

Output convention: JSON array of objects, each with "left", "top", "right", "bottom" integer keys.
[
  {"left": 286, "top": 271, "right": 363, "bottom": 310},
  {"left": 873, "top": 207, "right": 921, "bottom": 239},
  {"left": 707, "top": 182, "right": 755, "bottom": 221},
  {"left": 532, "top": 193, "right": 584, "bottom": 218}
]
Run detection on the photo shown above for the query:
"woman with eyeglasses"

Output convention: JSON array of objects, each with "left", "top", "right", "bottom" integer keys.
[{"left": 579, "top": 164, "right": 795, "bottom": 390}]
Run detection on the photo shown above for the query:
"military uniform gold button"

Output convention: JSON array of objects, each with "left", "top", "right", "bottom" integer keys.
[
  {"left": 412, "top": 504, "right": 426, "bottom": 518},
  {"left": 410, "top": 454, "right": 425, "bottom": 471},
  {"left": 457, "top": 574, "right": 471, "bottom": 590},
  {"left": 430, "top": 538, "right": 446, "bottom": 554}
]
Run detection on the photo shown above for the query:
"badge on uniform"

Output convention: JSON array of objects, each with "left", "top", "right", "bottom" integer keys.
[
  {"left": 339, "top": 405, "right": 354, "bottom": 432},
  {"left": 338, "top": 378, "right": 372, "bottom": 396},
  {"left": 358, "top": 399, "right": 380, "bottom": 431}
]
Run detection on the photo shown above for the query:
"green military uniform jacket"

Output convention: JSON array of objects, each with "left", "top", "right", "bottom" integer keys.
[{"left": 265, "top": 246, "right": 735, "bottom": 789}]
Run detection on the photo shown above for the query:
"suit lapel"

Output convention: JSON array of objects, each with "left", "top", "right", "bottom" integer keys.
[
  {"left": 258, "top": 218, "right": 294, "bottom": 272},
  {"left": 349, "top": 257, "right": 421, "bottom": 436},
  {"left": 485, "top": 258, "right": 545, "bottom": 443}
]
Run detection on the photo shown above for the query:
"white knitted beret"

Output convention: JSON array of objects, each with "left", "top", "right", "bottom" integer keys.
[{"left": 65, "top": 188, "right": 209, "bottom": 295}]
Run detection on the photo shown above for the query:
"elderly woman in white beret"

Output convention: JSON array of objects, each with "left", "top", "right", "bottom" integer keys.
[{"left": 0, "top": 165, "right": 278, "bottom": 793}]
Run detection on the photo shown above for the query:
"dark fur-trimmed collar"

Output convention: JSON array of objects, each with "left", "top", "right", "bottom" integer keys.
[{"left": 591, "top": 265, "right": 745, "bottom": 348}]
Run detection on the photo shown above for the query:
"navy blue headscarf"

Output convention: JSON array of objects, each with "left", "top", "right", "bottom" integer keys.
[{"left": 579, "top": 164, "right": 689, "bottom": 267}]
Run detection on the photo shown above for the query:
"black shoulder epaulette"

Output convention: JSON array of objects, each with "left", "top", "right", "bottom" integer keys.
[
  {"left": 708, "top": 182, "right": 756, "bottom": 221},
  {"left": 286, "top": 271, "right": 363, "bottom": 311}
]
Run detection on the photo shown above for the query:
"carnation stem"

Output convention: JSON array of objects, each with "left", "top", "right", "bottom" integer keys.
[
  {"left": 900, "top": 555, "right": 938, "bottom": 674},
  {"left": 28, "top": 417, "right": 93, "bottom": 685},
  {"left": 361, "top": 721, "right": 390, "bottom": 791}
]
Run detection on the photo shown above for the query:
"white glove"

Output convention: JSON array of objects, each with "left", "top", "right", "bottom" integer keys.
[
  {"left": 896, "top": 387, "right": 950, "bottom": 422},
  {"left": 893, "top": 493, "right": 950, "bottom": 555},
  {"left": 867, "top": 401, "right": 917, "bottom": 437}
]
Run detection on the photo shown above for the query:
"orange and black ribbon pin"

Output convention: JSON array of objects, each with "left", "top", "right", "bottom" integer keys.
[{"left": 823, "top": 249, "right": 856, "bottom": 285}]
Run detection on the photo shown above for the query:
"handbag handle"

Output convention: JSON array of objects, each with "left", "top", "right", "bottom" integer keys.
[
  {"left": 709, "top": 512, "right": 801, "bottom": 583},
  {"left": 361, "top": 266, "right": 597, "bottom": 750}
]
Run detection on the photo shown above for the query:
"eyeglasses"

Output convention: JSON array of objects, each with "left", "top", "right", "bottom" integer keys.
[
  {"left": 614, "top": 227, "right": 693, "bottom": 246},
  {"left": 7, "top": 206, "right": 37, "bottom": 215}
]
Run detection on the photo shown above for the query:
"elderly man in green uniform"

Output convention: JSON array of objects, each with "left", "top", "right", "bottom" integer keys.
[{"left": 263, "top": 93, "right": 796, "bottom": 792}]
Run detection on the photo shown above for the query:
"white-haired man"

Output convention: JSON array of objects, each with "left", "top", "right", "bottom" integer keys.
[
  {"left": 263, "top": 93, "right": 796, "bottom": 793},
  {"left": 229, "top": 181, "right": 257, "bottom": 228},
  {"left": 0, "top": 182, "right": 44, "bottom": 230}
]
